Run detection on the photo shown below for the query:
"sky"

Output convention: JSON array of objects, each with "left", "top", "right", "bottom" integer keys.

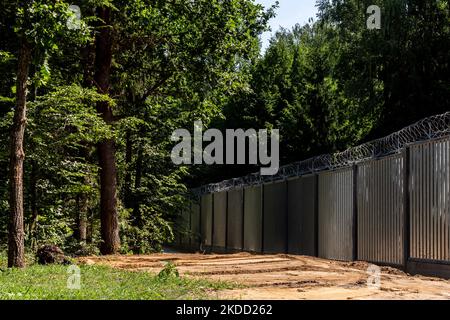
[{"left": 255, "top": 0, "right": 319, "bottom": 52}]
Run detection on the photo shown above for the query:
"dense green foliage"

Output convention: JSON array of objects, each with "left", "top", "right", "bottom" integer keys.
[
  {"left": 0, "top": 252, "right": 234, "bottom": 300},
  {"left": 0, "top": 0, "right": 274, "bottom": 254},
  {"left": 0, "top": 0, "right": 449, "bottom": 255},
  {"left": 200, "top": 0, "right": 450, "bottom": 183}
]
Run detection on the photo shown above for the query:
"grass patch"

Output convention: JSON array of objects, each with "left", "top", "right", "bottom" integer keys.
[{"left": 0, "top": 252, "right": 236, "bottom": 300}]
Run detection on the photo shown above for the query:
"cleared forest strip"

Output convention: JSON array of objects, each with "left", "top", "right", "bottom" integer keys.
[{"left": 79, "top": 253, "right": 450, "bottom": 300}]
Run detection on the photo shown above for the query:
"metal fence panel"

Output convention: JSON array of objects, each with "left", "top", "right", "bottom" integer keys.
[
  {"left": 190, "top": 201, "right": 201, "bottom": 250},
  {"left": 410, "top": 138, "right": 450, "bottom": 262},
  {"left": 357, "top": 155, "right": 405, "bottom": 266},
  {"left": 263, "top": 182, "right": 288, "bottom": 253},
  {"left": 318, "top": 168, "right": 354, "bottom": 261},
  {"left": 213, "top": 191, "right": 227, "bottom": 249},
  {"left": 173, "top": 210, "right": 182, "bottom": 247},
  {"left": 181, "top": 205, "right": 191, "bottom": 247},
  {"left": 201, "top": 194, "right": 213, "bottom": 247},
  {"left": 287, "top": 175, "right": 317, "bottom": 256},
  {"left": 227, "top": 189, "right": 244, "bottom": 251},
  {"left": 174, "top": 202, "right": 189, "bottom": 248},
  {"left": 243, "top": 185, "right": 263, "bottom": 252}
]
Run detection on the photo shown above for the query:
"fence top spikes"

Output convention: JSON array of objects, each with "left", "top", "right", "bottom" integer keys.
[{"left": 192, "top": 112, "right": 450, "bottom": 196}]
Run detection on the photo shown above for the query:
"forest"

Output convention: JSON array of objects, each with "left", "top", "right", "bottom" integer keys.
[{"left": 0, "top": 0, "right": 449, "bottom": 270}]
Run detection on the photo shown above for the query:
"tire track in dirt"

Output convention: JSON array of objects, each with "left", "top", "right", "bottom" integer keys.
[{"left": 78, "top": 252, "right": 450, "bottom": 300}]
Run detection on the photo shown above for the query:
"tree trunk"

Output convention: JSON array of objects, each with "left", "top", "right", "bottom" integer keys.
[
  {"left": 124, "top": 130, "right": 133, "bottom": 209},
  {"left": 81, "top": 23, "right": 95, "bottom": 246},
  {"left": 94, "top": 7, "right": 120, "bottom": 254},
  {"left": 29, "top": 160, "right": 38, "bottom": 250},
  {"left": 8, "top": 39, "right": 32, "bottom": 268},
  {"left": 86, "top": 207, "right": 94, "bottom": 244},
  {"left": 132, "top": 139, "right": 144, "bottom": 226},
  {"left": 75, "top": 194, "right": 88, "bottom": 243},
  {"left": 81, "top": 37, "right": 95, "bottom": 88}
]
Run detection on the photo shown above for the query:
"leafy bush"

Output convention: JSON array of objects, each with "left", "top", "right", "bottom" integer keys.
[
  {"left": 157, "top": 261, "right": 180, "bottom": 280},
  {"left": 120, "top": 205, "right": 174, "bottom": 254}
]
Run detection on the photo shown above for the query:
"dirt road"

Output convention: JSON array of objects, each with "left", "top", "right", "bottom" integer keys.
[{"left": 79, "top": 253, "right": 450, "bottom": 300}]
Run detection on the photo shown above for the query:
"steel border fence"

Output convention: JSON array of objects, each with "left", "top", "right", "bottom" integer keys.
[
  {"left": 193, "top": 112, "right": 450, "bottom": 196},
  {"left": 175, "top": 112, "right": 450, "bottom": 278}
]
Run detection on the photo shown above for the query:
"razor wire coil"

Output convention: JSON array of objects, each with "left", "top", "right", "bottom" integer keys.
[{"left": 193, "top": 112, "right": 450, "bottom": 196}]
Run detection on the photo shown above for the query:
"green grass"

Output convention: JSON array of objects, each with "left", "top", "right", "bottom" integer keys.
[{"left": 0, "top": 253, "right": 235, "bottom": 300}]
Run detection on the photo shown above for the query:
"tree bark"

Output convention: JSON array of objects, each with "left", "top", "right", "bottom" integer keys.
[
  {"left": 124, "top": 130, "right": 133, "bottom": 209},
  {"left": 75, "top": 194, "right": 88, "bottom": 243},
  {"left": 29, "top": 160, "right": 38, "bottom": 250},
  {"left": 132, "top": 138, "right": 144, "bottom": 226},
  {"left": 8, "top": 39, "right": 32, "bottom": 268},
  {"left": 94, "top": 7, "right": 120, "bottom": 254},
  {"left": 86, "top": 207, "right": 94, "bottom": 244},
  {"left": 80, "top": 22, "right": 95, "bottom": 246}
]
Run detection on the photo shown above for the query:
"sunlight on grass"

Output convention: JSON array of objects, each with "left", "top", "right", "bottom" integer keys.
[{"left": 0, "top": 252, "right": 235, "bottom": 300}]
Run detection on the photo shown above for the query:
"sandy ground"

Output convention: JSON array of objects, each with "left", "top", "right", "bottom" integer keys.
[{"left": 78, "top": 253, "right": 450, "bottom": 300}]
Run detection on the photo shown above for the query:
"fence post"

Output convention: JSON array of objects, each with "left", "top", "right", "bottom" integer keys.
[
  {"left": 188, "top": 201, "right": 192, "bottom": 249},
  {"left": 211, "top": 193, "right": 215, "bottom": 252},
  {"left": 314, "top": 174, "right": 319, "bottom": 257},
  {"left": 353, "top": 164, "right": 358, "bottom": 261},
  {"left": 241, "top": 188, "right": 245, "bottom": 252},
  {"left": 285, "top": 180, "right": 289, "bottom": 254},
  {"left": 198, "top": 196, "right": 202, "bottom": 251},
  {"left": 261, "top": 185, "right": 265, "bottom": 253},
  {"left": 404, "top": 147, "right": 411, "bottom": 271},
  {"left": 225, "top": 191, "right": 229, "bottom": 252}
]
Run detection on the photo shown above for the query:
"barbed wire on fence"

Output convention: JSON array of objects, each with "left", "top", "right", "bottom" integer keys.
[{"left": 192, "top": 112, "right": 450, "bottom": 196}]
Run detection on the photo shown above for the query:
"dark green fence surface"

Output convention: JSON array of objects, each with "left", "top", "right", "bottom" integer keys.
[
  {"left": 287, "top": 175, "right": 317, "bottom": 256},
  {"left": 213, "top": 191, "right": 227, "bottom": 250},
  {"left": 201, "top": 194, "right": 213, "bottom": 248},
  {"left": 263, "top": 182, "right": 287, "bottom": 253},
  {"left": 175, "top": 136, "right": 450, "bottom": 279},
  {"left": 227, "top": 189, "right": 244, "bottom": 251},
  {"left": 243, "top": 185, "right": 263, "bottom": 253}
]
